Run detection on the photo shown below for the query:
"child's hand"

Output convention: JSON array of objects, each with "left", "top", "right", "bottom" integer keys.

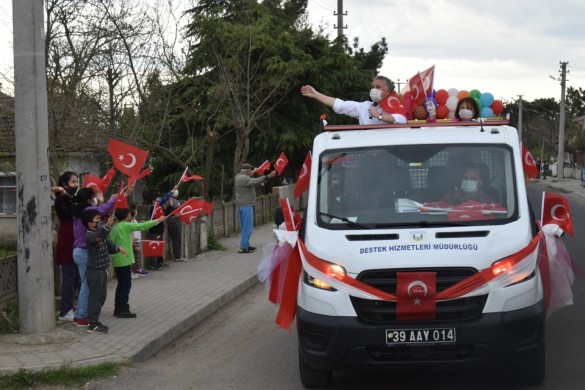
[
  {"left": 50, "top": 186, "right": 65, "bottom": 194},
  {"left": 118, "top": 247, "right": 128, "bottom": 257},
  {"left": 156, "top": 216, "right": 166, "bottom": 223}
]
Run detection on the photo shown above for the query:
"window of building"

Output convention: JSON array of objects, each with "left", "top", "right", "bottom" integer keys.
[{"left": 0, "top": 174, "right": 16, "bottom": 214}]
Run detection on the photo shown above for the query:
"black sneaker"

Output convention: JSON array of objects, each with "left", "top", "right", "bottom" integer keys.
[
  {"left": 87, "top": 323, "right": 108, "bottom": 334},
  {"left": 248, "top": 246, "right": 256, "bottom": 251}
]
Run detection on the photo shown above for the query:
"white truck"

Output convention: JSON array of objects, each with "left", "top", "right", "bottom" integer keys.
[{"left": 296, "top": 120, "right": 545, "bottom": 387}]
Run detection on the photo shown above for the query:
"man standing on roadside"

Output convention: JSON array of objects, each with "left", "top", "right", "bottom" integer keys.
[{"left": 235, "top": 163, "right": 277, "bottom": 253}]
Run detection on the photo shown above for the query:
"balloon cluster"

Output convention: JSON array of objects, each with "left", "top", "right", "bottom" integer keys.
[{"left": 401, "top": 88, "right": 504, "bottom": 120}]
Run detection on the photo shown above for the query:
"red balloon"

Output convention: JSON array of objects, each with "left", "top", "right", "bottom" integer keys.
[
  {"left": 436, "top": 104, "right": 449, "bottom": 119},
  {"left": 435, "top": 89, "right": 449, "bottom": 105},
  {"left": 491, "top": 100, "right": 504, "bottom": 115},
  {"left": 414, "top": 105, "right": 427, "bottom": 120}
]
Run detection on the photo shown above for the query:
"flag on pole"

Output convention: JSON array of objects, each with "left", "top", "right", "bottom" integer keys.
[
  {"left": 151, "top": 202, "right": 164, "bottom": 220},
  {"left": 521, "top": 144, "right": 540, "bottom": 179},
  {"left": 541, "top": 192, "right": 574, "bottom": 236},
  {"left": 274, "top": 152, "right": 289, "bottom": 175},
  {"left": 101, "top": 167, "right": 116, "bottom": 192},
  {"left": 115, "top": 181, "right": 129, "bottom": 209},
  {"left": 256, "top": 160, "right": 271, "bottom": 175},
  {"left": 400, "top": 65, "right": 435, "bottom": 110},
  {"left": 107, "top": 138, "right": 149, "bottom": 178},
  {"left": 129, "top": 168, "right": 153, "bottom": 186},
  {"left": 180, "top": 167, "right": 204, "bottom": 182},
  {"left": 83, "top": 174, "right": 103, "bottom": 192},
  {"left": 293, "top": 151, "right": 312, "bottom": 199}
]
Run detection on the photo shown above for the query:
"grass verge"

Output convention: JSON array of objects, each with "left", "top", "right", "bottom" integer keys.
[{"left": 0, "top": 361, "right": 125, "bottom": 389}]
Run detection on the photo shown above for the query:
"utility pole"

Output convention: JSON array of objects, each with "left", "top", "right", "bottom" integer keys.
[
  {"left": 517, "top": 95, "right": 523, "bottom": 145},
  {"left": 334, "top": 0, "right": 347, "bottom": 38},
  {"left": 556, "top": 61, "right": 568, "bottom": 180},
  {"left": 13, "top": 0, "right": 55, "bottom": 333},
  {"left": 395, "top": 79, "right": 405, "bottom": 92}
]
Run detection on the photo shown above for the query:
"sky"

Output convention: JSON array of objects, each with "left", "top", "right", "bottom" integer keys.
[{"left": 1, "top": 0, "right": 584, "bottom": 103}]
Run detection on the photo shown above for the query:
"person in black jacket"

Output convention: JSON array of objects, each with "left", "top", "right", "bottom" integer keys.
[{"left": 82, "top": 209, "right": 126, "bottom": 334}]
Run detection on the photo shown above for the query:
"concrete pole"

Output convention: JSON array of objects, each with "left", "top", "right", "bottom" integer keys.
[
  {"left": 557, "top": 61, "right": 568, "bottom": 180},
  {"left": 334, "top": 0, "right": 347, "bottom": 38},
  {"left": 13, "top": 0, "right": 55, "bottom": 333}
]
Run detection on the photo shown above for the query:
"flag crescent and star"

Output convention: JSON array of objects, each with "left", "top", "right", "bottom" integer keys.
[{"left": 121, "top": 153, "right": 137, "bottom": 168}]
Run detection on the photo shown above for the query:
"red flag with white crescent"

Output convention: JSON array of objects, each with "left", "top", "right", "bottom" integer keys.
[
  {"left": 115, "top": 181, "right": 128, "bottom": 209},
  {"left": 151, "top": 202, "right": 164, "bottom": 219},
  {"left": 541, "top": 192, "right": 574, "bottom": 236},
  {"left": 142, "top": 240, "right": 165, "bottom": 257},
  {"left": 83, "top": 174, "right": 103, "bottom": 192},
  {"left": 256, "top": 160, "right": 271, "bottom": 175},
  {"left": 100, "top": 167, "right": 116, "bottom": 192},
  {"left": 274, "top": 152, "right": 289, "bottom": 175},
  {"left": 522, "top": 144, "right": 540, "bottom": 179},
  {"left": 107, "top": 138, "right": 149, "bottom": 178},
  {"left": 293, "top": 151, "right": 312, "bottom": 199},
  {"left": 396, "top": 272, "right": 437, "bottom": 320}
]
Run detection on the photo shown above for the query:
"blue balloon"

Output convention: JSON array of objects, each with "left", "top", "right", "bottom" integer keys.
[
  {"left": 480, "top": 106, "right": 494, "bottom": 118},
  {"left": 480, "top": 92, "right": 494, "bottom": 107}
]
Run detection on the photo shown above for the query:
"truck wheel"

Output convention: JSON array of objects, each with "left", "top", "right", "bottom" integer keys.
[
  {"left": 512, "top": 342, "right": 545, "bottom": 386},
  {"left": 299, "top": 351, "right": 332, "bottom": 388}
]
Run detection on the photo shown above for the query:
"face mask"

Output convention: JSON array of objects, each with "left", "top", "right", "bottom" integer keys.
[
  {"left": 65, "top": 186, "right": 78, "bottom": 196},
  {"left": 369, "top": 88, "right": 382, "bottom": 102},
  {"left": 461, "top": 180, "right": 478, "bottom": 194},
  {"left": 172, "top": 189, "right": 179, "bottom": 198},
  {"left": 459, "top": 109, "right": 473, "bottom": 120}
]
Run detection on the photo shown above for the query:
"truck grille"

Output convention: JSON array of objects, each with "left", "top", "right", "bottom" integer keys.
[{"left": 350, "top": 268, "right": 487, "bottom": 323}]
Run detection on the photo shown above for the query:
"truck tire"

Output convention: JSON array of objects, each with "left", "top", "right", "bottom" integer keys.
[
  {"left": 512, "top": 342, "right": 545, "bottom": 386},
  {"left": 299, "top": 351, "right": 332, "bottom": 388}
]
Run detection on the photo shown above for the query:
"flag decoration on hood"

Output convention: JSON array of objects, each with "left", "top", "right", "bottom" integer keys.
[
  {"left": 107, "top": 138, "right": 149, "bottom": 178},
  {"left": 396, "top": 272, "right": 437, "bottom": 320}
]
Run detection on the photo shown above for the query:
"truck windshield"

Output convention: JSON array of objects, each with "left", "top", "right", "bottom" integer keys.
[{"left": 317, "top": 144, "right": 517, "bottom": 229}]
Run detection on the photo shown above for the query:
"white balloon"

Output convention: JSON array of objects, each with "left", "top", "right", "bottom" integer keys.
[
  {"left": 446, "top": 96, "right": 459, "bottom": 111},
  {"left": 448, "top": 88, "right": 458, "bottom": 97}
]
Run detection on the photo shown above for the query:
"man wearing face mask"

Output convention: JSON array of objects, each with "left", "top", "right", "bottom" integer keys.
[
  {"left": 162, "top": 185, "right": 184, "bottom": 262},
  {"left": 300, "top": 76, "right": 407, "bottom": 125},
  {"left": 442, "top": 166, "right": 496, "bottom": 205}
]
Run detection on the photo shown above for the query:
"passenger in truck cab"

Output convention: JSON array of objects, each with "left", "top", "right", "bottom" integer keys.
[
  {"left": 442, "top": 165, "right": 496, "bottom": 205},
  {"left": 300, "top": 76, "right": 407, "bottom": 125}
]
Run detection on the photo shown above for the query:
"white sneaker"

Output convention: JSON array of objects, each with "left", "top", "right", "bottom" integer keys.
[
  {"left": 58, "top": 309, "right": 75, "bottom": 322},
  {"left": 131, "top": 272, "right": 139, "bottom": 279}
]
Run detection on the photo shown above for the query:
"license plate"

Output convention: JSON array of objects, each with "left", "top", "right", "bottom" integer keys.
[{"left": 386, "top": 328, "right": 456, "bottom": 345}]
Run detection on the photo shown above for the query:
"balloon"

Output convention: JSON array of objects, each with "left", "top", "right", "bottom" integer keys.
[
  {"left": 435, "top": 89, "right": 449, "bottom": 105},
  {"left": 475, "top": 97, "right": 482, "bottom": 110},
  {"left": 446, "top": 96, "right": 458, "bottom": 111},
  {"left": 448, "top": 88, "right": 458, "bottom": 97},
  {"left": 470, "top": 89, "right": 481, "bottom": 99},
  {"left": 491, "top": 99, "right": 504, "bottom": 115},
  {"left": 457, "top": 90, "right": 470, "bottom": 100},
  {"left": 436, "top": 104, "right": 449, "bottom": 119},
  {"left": 480, "top": 107, "right": 494, "bottom": 118},
  {"left": 480, "top": 92, "right": 494, "bottom": 107},
  {"left": 414, "top": 105, "right": 427, "bottom": 120}
]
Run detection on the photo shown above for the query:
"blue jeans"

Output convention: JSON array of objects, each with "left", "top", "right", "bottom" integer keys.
[
  {"left": 238, "top": 206, "right": 254, "bottom": 250},
  {"left": 73, "top": 247, "right": 88, "bottom": 319}
]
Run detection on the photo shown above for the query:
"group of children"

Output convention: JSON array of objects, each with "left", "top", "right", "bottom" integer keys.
[{"left": 53, "top": 173, "right": 166, "bottom": 334}]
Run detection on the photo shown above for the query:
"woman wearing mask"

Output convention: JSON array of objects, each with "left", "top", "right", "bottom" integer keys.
[
  {"left": 300, "top": 76, "right": 407, "bottom": 125},
  {"left": 442, "top": 165, "right": 495, "bottom": 205},
  {"left": 453, "top": 97, "right": 480, "bottom": 122},
  {"left": 51, "top": 171, "right": 80, "bottom": 322}
]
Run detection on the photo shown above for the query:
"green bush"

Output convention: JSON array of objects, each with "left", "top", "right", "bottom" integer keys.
[{"left": 0, "top": 299, "right": 19, "bottom": 334}]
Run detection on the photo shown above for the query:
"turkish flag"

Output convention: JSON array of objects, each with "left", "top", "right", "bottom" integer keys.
[
  {"left": 101, "top": 167, "right": 116, "bottom": 192},
  {"left": 293, "top": 151, "right": 312, "bottom": 199},
  {"left": 83, "top": 174, "right": 103, "bottom": 192},
  {"left": 279, "top": 198, "right": 302, "bottom": 231},
  {"left": 396, "top": 272, "right": 436, "bottom": 320},
  {"left": 401, "top": 65, "right": 435, "bottom": 108},
  {"left": 115, "top": 181, "right": 129, "bottom": 209},
  {"left": 541, "top": 192, "right": 574, "bottom": 236},
  {"left": 180, "top": 167, "right": 203, "bottom": 182},
  {"left": 151, "top": 202, "right": 164, "bottom": 219},
  {"left": 129, "top": 168, "right": 152, "bottom": 186},
  {"left": 521, "top": 144, "right": 540, "bottom": 179},
  {"left": 274, "top": 152, "right": 289, "bottom": 175},
  {"left": 107, "top": 138, "right": 149, "bottom": 178},
  {"left": 142, "top": 240, "right": 165, "bottom": 257},
  {"left": 167, "top": 198, "right": 201, "bottom": 224},
  {"left": 379, "top": 91, "right": 407, "bottom": 117},
  {"left": 256, "top": 160, "right": 271, "bottom": 175}
]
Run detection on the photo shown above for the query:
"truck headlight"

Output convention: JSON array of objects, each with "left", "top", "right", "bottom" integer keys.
[{"left": 303, "top": 263, "right": 346, "bottom": 291}]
